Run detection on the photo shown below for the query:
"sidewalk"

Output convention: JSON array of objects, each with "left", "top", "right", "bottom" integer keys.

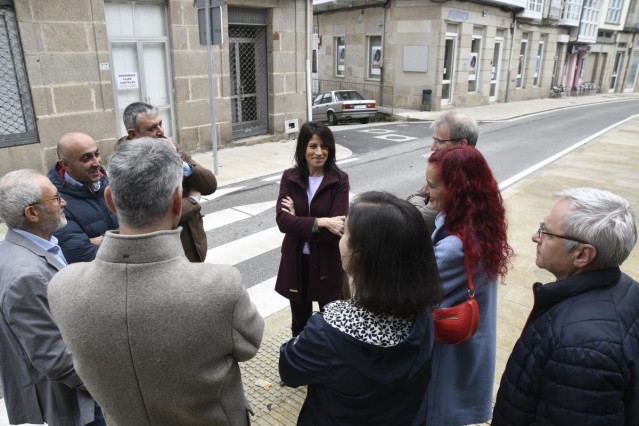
[{"left": 1, "top": 93, "right": 638, "bottom": 426}]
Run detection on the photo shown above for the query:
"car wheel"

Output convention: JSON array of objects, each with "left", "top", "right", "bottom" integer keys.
[
  {"left": 359, "top": 118, "right": 370, "bottom": 124},
  {"left": 327, "top": 111, "right": 338, "bottom": 126}
]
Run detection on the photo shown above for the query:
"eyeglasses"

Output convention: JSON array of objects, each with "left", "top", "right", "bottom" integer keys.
[
  {"left": 28, "top": 194, "right": 62, "bottom": 207},
  {"left": 433, "top": 137, "right": 462, "bottom": 145},
  {"left": 537, "top": 222, "right": 588, "bottom": 244}
]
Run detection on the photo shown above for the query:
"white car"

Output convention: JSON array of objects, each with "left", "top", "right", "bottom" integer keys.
[{"left": 312, "top": 90, "right": 378, "bottom": 125}]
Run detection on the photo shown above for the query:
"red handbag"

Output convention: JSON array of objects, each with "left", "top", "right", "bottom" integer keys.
[{"left": 432, "top": 236, "right": 480, "bottom": 345}]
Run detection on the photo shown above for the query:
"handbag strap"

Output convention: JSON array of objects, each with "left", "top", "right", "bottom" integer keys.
[{"left": 454, "top": 234, "right": 475, "bottom": 298}]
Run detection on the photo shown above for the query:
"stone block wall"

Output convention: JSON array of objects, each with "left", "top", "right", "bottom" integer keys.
[
  {"left": 312, "top": 2, "right": 569, "bottom": 111},
  {"left": 1, "top": 0, "right": 116, "bottom": 177},
  {"left": 269, "top": 0, "right": 309, "bottom": 132},
  {"left": 168, "top": 0, "right": 229, "bottom": 152}
]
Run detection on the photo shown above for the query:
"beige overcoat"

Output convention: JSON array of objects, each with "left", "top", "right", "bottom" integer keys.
[{"left": 48, "top": 228, "right": 264, "bottom": 425}]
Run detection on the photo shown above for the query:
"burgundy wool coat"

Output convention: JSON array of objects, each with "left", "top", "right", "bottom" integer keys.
[{"left": 275, "top": 167, "right": 350, "bottom": 304}]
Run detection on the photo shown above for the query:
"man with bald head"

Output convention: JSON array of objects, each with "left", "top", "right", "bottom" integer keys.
[{"left": 47, "top": 132, "right": 118, "bottom": 263}]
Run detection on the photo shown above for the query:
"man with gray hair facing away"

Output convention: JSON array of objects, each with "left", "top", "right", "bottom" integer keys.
[
  {"left": 117, "top": 102, "right": 217, "bottom": 262},
  {"left": 48, "top": 138, "right": 264, "bottom": 425},
  {"left": 493, "top": 188, "right": 639, "bottom": 425},
  {"left": 408, "top": 111, "right": 479, "bottom": 233},
  {"left": 0, "top": 169, "right": 102, "bottom": 425}
]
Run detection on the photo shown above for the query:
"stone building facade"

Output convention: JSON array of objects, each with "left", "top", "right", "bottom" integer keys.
[
  {"left": 0, "top": 0, "right": 311, "bottom": 176},
  {"left": 312, "top": 0, "right": 637, "bottom": 111}
]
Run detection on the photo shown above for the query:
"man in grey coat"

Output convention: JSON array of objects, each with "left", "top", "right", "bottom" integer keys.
[
  {"left": 0, "top": 169, "right": 99, "bottom": 426},
  {"left": 48, "top": 138, "right": 264, "bottom": 425}
]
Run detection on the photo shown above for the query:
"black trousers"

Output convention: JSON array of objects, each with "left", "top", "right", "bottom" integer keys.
[{"left": 290, "top": 254, "right": 327, "bottom": 336}]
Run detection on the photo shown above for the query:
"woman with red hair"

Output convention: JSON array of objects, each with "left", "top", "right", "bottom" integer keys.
[{"left": 424, "top": 145, "right": 513, "bottom": 426}]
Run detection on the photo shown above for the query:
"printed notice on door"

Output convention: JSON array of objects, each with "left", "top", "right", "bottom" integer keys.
[{"left": 116, "top": 72, "right": 139, "bottom": 90}]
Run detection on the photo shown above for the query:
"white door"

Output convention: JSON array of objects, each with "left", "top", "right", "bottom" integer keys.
[
  {"left": 490, "top": 38, "right": 502, "bottom": 102},
  {"left": 609, "top": 52, "right": 623, "bottom": 93},
  {"left": 105, "top": 1, "right": 176, "bottom": 138},
  {"left": 442, "top": 36, "right": 457, "bottom": 106},
  {"left": 623, "top": 51, "right": 639, "bottom": 93}
]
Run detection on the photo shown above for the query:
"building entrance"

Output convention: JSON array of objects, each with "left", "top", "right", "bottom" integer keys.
[
  {"left": 228, "top": 7, "right": 268, "bottom": 139},
  {"left": 105, "top": 0, "right": 176, "bottom": 138}
]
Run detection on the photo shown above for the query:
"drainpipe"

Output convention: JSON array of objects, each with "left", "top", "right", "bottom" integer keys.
[
  {"left": 379, "top": 2, "right": 388, "bottom": 108},
  {"left": 505, "top": 10, "right": 519, "bottom": 103},
  {"left": 306, "top": 0, "right": 313, "bottom": 121}
]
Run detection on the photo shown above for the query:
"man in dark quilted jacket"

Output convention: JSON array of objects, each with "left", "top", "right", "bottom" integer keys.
[
  {"left": 48, "top": 132, "right": 119, "bottom": 263},
  {"left": 493, "top": 187, "right": 639, "bottom": 426}
]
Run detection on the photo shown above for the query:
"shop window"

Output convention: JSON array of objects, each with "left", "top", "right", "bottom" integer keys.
[
  {"left": 517, "top": 33, "right": 528, "bottom": 88},
  {"left": 368, "top": 35, "right": 382, "bottom": 80},
  {"left": 312, "top": 49, "right": 317, "bottom": 73},
  {"left": 468, "top": 28, "right": 482, "bottom": 92},
  {"left": 534, "top": 37, "right": 545, "bottom": 87},
  {"left": 335, "top": 36, "right": 345, "bottom": 77}
]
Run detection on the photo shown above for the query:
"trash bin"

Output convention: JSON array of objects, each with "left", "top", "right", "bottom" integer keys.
[{"left": 421, "top": 89, "right": 432, "bottom": 112}]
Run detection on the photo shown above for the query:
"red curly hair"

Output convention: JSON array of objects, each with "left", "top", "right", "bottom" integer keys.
[{"left": 428, "top": 146, "right": 513, "bottom": 278}]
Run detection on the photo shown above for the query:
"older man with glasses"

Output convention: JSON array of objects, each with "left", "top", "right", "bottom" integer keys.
[
  {"left": 408, "top": 110, "right": 480, "bottom": 234},
  {"left": 492, "top": 187, "right": 639, "bottom": 425},
  {"left": 0, "top": 169, "right": 105, "bottom": 426}
]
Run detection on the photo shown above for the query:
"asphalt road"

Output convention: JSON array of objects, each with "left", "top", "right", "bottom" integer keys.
[{"left": 205, "top": 99, "right": 639, "bottom": 290}]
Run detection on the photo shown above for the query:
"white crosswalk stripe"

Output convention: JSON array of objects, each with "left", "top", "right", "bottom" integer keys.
[
  {"left": 200, "top": 185, "right": 245, "bottom": 201},
  {"left": 205, "top": 226, "right": 283, "bottom": 266},
  {"left": 247, "top": 277, "right": 289, "bottom": 319}
]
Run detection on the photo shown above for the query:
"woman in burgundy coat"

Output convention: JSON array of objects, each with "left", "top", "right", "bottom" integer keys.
[{"left": 275, "top": 121, "right": 350, "bottom": 336}]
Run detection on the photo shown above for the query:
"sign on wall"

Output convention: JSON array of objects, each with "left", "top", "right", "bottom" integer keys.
[{"left": 116, "top": 72, "right": 139, "bottom": 90}]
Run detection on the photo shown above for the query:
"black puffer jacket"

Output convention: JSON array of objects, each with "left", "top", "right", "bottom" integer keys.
[
  {"left": 492, "top": 267, "right": 639, "bottom": 426},
  {"left": 48, "top": 163, "right": 119, "bottom": 264}
]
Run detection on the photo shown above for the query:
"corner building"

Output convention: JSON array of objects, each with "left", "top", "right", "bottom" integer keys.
[
  {"left": 0, "top": 0, "right": 311, "bottom": 175},
  {"left": 311, "top": 0, "right": 637, "bottom": 111}
]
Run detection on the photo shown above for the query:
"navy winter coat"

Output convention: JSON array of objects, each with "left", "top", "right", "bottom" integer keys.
[
  {"left": 48, "top": 163, "right": 119, "bottom": 264},
  {"left": 492, "top": 267, "right": 639, "bottom": 426},
  {"left": 279, "top": 300, "right": 434, "bottom": 425}
]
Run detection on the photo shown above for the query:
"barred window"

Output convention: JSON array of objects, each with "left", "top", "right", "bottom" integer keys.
[{"left": 1, "top": 2, "right": 38, "bottom": 148}]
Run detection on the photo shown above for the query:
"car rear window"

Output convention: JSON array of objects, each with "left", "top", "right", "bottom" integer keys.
[{"left": 336, "top": 91, "right": 365, "bottom": 101}]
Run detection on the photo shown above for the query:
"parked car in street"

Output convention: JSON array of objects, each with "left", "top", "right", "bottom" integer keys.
[{"left": 312, "top": 90, "right": 378, "bottom": 125}]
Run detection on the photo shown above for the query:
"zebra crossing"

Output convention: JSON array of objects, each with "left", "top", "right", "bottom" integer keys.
[{"left": 203, "top": 184, "right": 357, "bottom": 319}]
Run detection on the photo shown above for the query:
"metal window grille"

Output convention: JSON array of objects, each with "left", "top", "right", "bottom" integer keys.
[
  {"left": 0, "top": 5, "right": 38, "bottom": 148},
  {"left": 228, "top": 25, "right": 268, "bottom": 139}
]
